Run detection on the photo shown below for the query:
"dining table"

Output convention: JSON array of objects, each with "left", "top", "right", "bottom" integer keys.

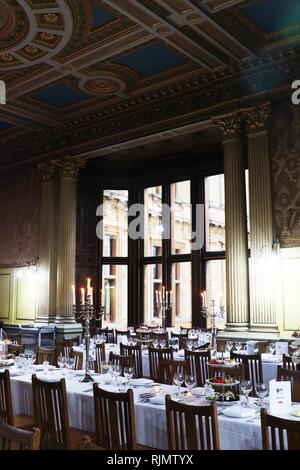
[{"left": 6, "top": 364, "right": 299, "bottom": 450}]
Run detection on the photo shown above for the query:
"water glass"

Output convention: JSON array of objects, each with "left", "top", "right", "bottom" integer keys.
[
  {"left": 225, "top": 340, "right": 233, "bottom": 354},
  {"left": 185, "top": 375, "right": 196, "bottom": 403},
  {"left": 255, "top": 383, "right": 268, "bottom": 407},
  {"left": 173, "top": 372, "right": 184, "bottom": 397},
  {"left": 268, "top": 343, "right": 275, "bottom": 355},
  {"left": 124, "top": 367, "right": 134, "bottom": 387},
  {"left": 235, "top": 342, "right": 242, "bottom": 352},
  {"left": 240, "top": 380, "right": 253, "bottom": 407}
]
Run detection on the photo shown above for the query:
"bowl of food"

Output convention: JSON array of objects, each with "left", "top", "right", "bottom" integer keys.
[
  {"left": 206, "top": 391, "right": 240, "bottom": 405},
  {"left": 207, "top": 376, "right": 239, "bottom": 387}
]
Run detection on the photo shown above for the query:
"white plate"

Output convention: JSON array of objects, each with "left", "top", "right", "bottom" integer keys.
[
  {"left": 149, "top": 395, "right": 165, "bottom": 405},
  {"left": 36, "top": 373, "right": 60, "bottom": 382},
  {"left": 207, "top": 379, "right": 239, "bottom": 387},
  {"left": 221, "top": 406, "right": 256, "bottom": 418},
  {"left": 192, "top": 387, "right": 206, "bottom": 397},
  {"left": 290, "top": 408, "right": 300, "bottom": 418},
  {"left": 129, "top": 378, "right": 153, "bottom": 387},
  {"left": 176, "top": 350, "right": 185, "bottom": 358}
]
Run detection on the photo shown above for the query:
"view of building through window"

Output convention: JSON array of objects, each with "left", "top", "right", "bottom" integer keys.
[{"left": 99, "top": 175, "right": 248, "bottom": 329}]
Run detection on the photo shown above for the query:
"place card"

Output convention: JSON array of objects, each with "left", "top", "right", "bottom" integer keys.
[
  {"left": 275, "top": 341, "right": 289, "bottom": 356},
  {"left": 269, "top": 379, "right": 291, "bottom": 414}
]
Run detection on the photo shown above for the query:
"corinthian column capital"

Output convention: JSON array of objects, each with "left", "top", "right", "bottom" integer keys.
[
  {"left": 55, "top": 158, "right": 86, "bottom": 180},
  {"left": 38, "top": 161, "right": 57, "bottom": 182},
  {"left": 243, "top": 103, "right": 270, "bottom": 135},
  {"left": 212, "top": 112, "right": 242, "bottom": 141}
]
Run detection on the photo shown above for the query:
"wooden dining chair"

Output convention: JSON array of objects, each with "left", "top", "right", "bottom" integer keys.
[
  {"left": 282, "top": 354, "right": 300, "bottom": 371},
  {"left": 158, "top": 359, "right": 190, "bottom": 385},
  {"left": 148, "top": 346, "right": 174, "bottom": 382},
  {"left": 32, "top": 374, "right": 86, "bottom": 450},
  {"left": 0, "top": 422, "right": 40, "bottom": 450},
  {"left": 231, "top": 352, "right": 263, "bottom": 395},
  {"left": 261, "top": 408, "right": 300, "bottom": 450},
  {"left": 120, "top": 343, "right": 143, "bottom": 378},
  {"left": 94, "top": 343, "right": 106, "bottom": 373},
  {"left": 256, "top": 341, "right": 270, "bottom": 354},
  {"left": 276, "top": 366, "right": 300, "bottom": 402},
  {"left": 115, "top": 330, "right": 129, "bottom": 344},
  {"left": 35, "top": 347, "right": 55, "bottom": 366},
  {"left": 93, "top": 385, "right": 137, "bottom": 450},
  {"left": 97, "top": 328, "right": 115, "bottom": 344},
  {"left": 165, "top": 395, "right": 220, "bottom": 450},
  {"left": 151, "top": 331, "right": 169, "bottom": 347},
  {"left": 171, "top": 332, "right": 188, "bottom": 350},
  {"left": 54, "top": 337, "right": 79, "bottom": 363},
  {"left": 6, "top": 333, "right": 22, "bottom": 345},
  {"left": 108, "top": 352, "right": 134, "bottom": 375},
  {"left": 7, "top": 343, "right": 25, "bottom": 356},
  {"left": 72, "top": 350, "right": 83, "bottom": 370},
  {"left": 0, "top": 370, "right": 35, "bottom": 430},
  {"left": 184, "top": 350, "right": 210, "bottom": 387}
]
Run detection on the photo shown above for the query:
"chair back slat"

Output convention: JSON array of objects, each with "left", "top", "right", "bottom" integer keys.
[
  {"left": 148, "top": 346, "right": 173, "bottom": 381},
  {"left": 94, "top": 343, "right": 106, "bottom": 373},
  {"left": 120, "top": 343, "right": 143, "bottom": 378},
  {"left": 185, "top": 350, "right": 211, "bottom": 386},
  {"left": 0, "top": 421, "right": 40, "bottom": 450},
  {"left": 32, "top": 375, "right": 71, "bottom": 450},
  {"left": 93, "top": 385, "right": 137, "bottom": 450},
  {"left": 261, "top": 408, "right": 300, "bottom": 450},
  {"left": 71, "top": 350, "right": 83, "bottom": 370},
  {"left": 0, "top": 370, "right": 14, "bottom": 425},
  {"left": 166, "top": 395, "right": 220, "bottom": 450}
]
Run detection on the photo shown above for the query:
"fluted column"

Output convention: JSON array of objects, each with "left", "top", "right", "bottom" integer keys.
[
  {"left": 213, "top": 114, "right": 250, "bottom": 331},
  {"left": 244, "top": 104, "right": 278, "bottom": 333},
  {"left": 36, "top": 163, "right": 58, "bottom": 324},
  {"left": 55, "top": 159, "right": 83, "bottom": 324}
]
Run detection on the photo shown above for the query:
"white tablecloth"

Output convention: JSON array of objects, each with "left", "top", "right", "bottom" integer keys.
[{"left": 9, "top": 369, "right": 289, "bottom": 450}]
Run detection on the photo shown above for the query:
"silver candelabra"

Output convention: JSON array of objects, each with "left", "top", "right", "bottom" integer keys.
[
  {"left": 73, "top": 296, "right": 105, "bottom": 383},
  {"left": 157, "top": 299, "right": 172, "bottom": 330},
  {"left": 201, "top": 300, "right": 225, "bottom": 348}
]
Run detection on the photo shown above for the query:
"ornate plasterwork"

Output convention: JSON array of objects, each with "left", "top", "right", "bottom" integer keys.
[
  {"left": 271, "top": 102, "right": 300, "bottom": 247},
  {"left": 55, "top": 158, "right": 86, "bottom": 179},
  {"left": 0, "top": 0, "right": 73, "bottom": 71},
  {"left": 212, "top": 113, "right": 242, "bottom": 140},
  {"left": 38, "top": 161, "right": 57, "bottom": 181},
  {"left": 243, "top": 103, "right": 270, "bottom": 134}
]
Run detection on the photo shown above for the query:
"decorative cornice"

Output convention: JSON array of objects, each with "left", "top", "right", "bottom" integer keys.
[
  {"left": 243, "top": 104, "right": 271, "bottom": 135},
  {"left": 55, "top": 158, "right": 86, "bottom": 179},
  {"left": 212, "top": 113, "right": 242, "bottom": 140},
  {"left": 38, "top": 162, "right": 57, "bottom": 182}
]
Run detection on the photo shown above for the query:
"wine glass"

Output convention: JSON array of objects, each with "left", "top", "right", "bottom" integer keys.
[
  {"left": 57, "top": 354, "right": 66, "bottom": 375},
  {"left": 240, "top": 380, "right": 253, "bottom": 407},
  {"left": 255, "top": 383, "right": 268, "bottom": 407},
  {"left": 268, "top": 342, "right": 275, "bottom": 355},
  {"left": 225, "top": 340, "right": 233, "bottom": 355},
  {"left": 173, "top": 372, "right": 184, "bottom": 397},
  {"left": 235, "top": 342, "right": 242, "bottom": 352},
  {"left": 186, "top": 340, "right": 194, "bottom": 351},
  {"left": 112, "top": 364, "right": 121, "bottom": 386},
  {"left": 124, "top": 367, "right": 134, "bottom": 388},
  {"left": 185, "top": 375, "right": 196, "bottom": 403},
  {"left": 291, "top": 349, "right": 300, "bottom": 366},
  {"left": 66, "top": 357, "right": 75, "bottom": 377}
]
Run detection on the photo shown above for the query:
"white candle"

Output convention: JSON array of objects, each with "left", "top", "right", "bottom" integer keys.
[
  {"left": 169, "top": 290, "right": 172, "bottom": 305},
  {"left": 90, "top": 287, "right": 93, "bottom": 305},
  {"left": 156, "top": 290, "right": 159, "bottom": 305},
  {"left": 87, "top": 277, "right": 91, "bottom": 290},
  {"left": 162, "top": 286, "right": 165, "bottom": 302},
  {"left": 100, "top": 288, "right": 105, "bottom": 307},
  {"left": 71, "top": 285, "right": 76, "bottom": 305},
  {"left": 80, "top": 287, "right": 85, "bottom": 305}
]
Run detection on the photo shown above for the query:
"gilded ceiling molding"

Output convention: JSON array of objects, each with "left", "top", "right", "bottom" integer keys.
[
  {"left": 55, "top": 158, "right": 86, "bottom": 180},
  {"left": 243, "top": 103, "right": 271, "bottom": 134},
  {"left": 212, "top": 112, "right": 242, "bottom": 141},
  {"left": 38, "top": 161, "right": 57, "bottom": 182}
]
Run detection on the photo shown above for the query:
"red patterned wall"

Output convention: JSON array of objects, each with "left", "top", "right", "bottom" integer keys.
[{"left": 0, "top": 167, "right": 40, "bottom": 265}]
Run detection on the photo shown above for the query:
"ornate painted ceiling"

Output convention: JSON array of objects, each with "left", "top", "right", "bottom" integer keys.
[{"left": 0, "top": 0, "right": 300, "bottom": 170}]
